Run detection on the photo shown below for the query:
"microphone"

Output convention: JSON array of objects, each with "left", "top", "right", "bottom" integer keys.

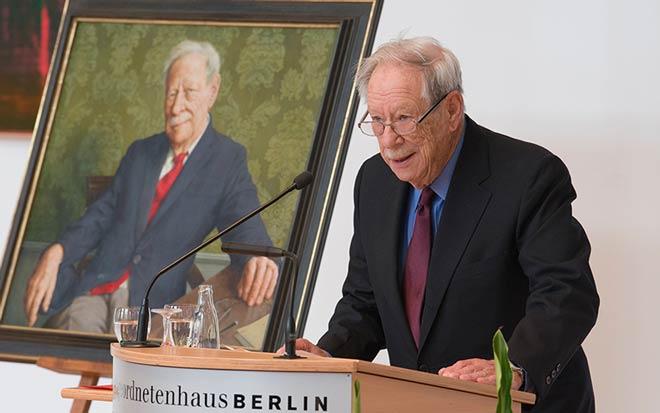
[
  {"left": 221, "top": 242, "right": 295, "bottom": 259},
  {"left": 293, "top": 171, "right": 313, "bottom": 190},
  {"left": 220, "top": 242, "right": 302, "bottom": 359},
  {"left": 122, "top": 171, "right": 314, "bottom": 347}
]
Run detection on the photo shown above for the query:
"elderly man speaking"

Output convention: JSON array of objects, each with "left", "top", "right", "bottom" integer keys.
[
  {"left": 24, "top": 40, "right": 278, "bottom": 333},
  {"left": 291, "top": 37, "right": 599, "bottom": 412}
]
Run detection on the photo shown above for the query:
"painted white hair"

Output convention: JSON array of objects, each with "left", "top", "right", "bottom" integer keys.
[
  {"left": 163, "top": 40, "right": 221, "bottom": 84},
  {"left": 355, "top": 36, "right": 463, "bottom": 104}
]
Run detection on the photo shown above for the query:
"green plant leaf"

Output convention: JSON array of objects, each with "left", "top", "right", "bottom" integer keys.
[
  {"left": 353, "top": 379, "right": 361, "bottom": 413},
  {"left": 493, "top": 329, "right": 513, "bottom": 413}
]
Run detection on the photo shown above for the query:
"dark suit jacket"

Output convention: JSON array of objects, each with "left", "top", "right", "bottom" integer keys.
[
  {"left": 47, "top": 124, "right": 271, "bottom": 313},
  {"left": 318, "top": 116, "right": 599, "bottom": 412}
]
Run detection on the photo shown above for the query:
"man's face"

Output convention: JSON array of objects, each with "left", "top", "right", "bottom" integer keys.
[
  {"left": 367, "top": 63, "right": 461, "bottom": 188},
  {"left": 164, "top": 53, "right": 219, "bottom": 150}
]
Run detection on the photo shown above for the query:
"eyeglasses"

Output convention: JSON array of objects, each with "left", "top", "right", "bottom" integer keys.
[{"left": 358, "top": 91, "right": 451, "bottom": 137}]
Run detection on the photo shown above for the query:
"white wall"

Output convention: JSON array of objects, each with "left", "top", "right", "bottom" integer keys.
[{"left": 1, "top": 1, "right": 659, "bottom": 411}]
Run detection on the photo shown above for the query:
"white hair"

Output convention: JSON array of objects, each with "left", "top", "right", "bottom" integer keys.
[
  {"left": 163, "top": 40, "right": 221, "bottom": 83},
  {"left": 355, "top": 36, "right": 463, "bottom": 104}
]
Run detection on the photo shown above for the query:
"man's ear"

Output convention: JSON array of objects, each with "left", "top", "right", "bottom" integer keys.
[
  {"left": 446, "top": 91, "right": 464, "bottom": 132},
  {"left": 207, "top": 73, "right": 221, "bottom": 108}
]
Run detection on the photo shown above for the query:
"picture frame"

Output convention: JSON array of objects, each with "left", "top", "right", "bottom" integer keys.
[{"left": 0, "top": 0, "right": 382, "bottom": 362}]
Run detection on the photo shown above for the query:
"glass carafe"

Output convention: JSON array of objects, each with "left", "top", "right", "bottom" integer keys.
[{"left": 193, "top": 284, "right": 220, "bottom": 349}]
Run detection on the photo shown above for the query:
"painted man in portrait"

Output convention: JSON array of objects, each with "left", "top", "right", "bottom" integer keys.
[{"left": 23, "top": 40, "right": 278, "bottom": 333}]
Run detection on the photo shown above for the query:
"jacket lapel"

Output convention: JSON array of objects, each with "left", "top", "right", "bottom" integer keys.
[
  {"left": 146, "top": 126, "right": 215, "bottom": 231},
  {"left": 135, "top": 135, "right": 168, "bottom": 240},
  {"left": 418, "top": 116, "right": 492, "bottom": 351},
  {"left": 370, "top": 166, "right": 418, "bottom": 352}
]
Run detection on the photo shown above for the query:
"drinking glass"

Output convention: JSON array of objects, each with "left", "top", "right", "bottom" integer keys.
[
  {"left": 113, "top": 306, "right": 148, "bottom": 343},
  {"left": 151, "top": 307, "right": 181, "bottom": 347},
  {"left": 166, "top": 304, "right": 199, "bottom": 347}
]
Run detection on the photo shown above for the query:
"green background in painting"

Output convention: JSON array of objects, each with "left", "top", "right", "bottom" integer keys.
[{"left": 2, "top": 21, "right": 338, "bottom": 326}]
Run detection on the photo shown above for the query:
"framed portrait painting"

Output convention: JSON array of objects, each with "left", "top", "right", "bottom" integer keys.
[{"left": 0, "top": 0, "right": 382, "bottom": 362}]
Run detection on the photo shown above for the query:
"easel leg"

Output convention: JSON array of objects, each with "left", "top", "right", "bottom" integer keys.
[{"left": 70, "top": 373, "right": 99, "bottom": 413}]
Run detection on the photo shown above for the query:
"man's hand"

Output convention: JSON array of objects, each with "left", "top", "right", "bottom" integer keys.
[
  {"left": 438, "top": 358, "right": 523, "bottom": 390},
  {"left": 24, "top": 243, "right": 64, "bottom": 326},
  {"left": 236, "top": 256, "right": 278, "bottom": 306},
  {"left": 276, "top": 338, "right": 331, "bottom": 358}
]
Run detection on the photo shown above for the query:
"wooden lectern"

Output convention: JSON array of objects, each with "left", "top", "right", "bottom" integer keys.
[{"left": 62, "top": 344, "right": 535, "bottom": 412}]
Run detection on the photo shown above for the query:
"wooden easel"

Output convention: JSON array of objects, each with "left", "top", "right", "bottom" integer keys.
[{"left": 37, "top": 356, "right": 112, "bottom": 413}]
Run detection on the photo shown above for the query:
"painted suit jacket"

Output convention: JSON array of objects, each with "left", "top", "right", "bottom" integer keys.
[{"left": 48, "top": 124, "right": 271, "bottom": 313}]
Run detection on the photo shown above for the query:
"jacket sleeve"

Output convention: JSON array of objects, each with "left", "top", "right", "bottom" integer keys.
[
  {"left": 317, "top": 165, "right": 386, "bottom": 360},
  {"left": 215, "top": 144, "right": 272, "bottom": 271},
  {"left": 57, "top": 141, "right": 137, "bottom": 265},
  {"left": 508, "top": 153, "right": 599, "bottom": 400}
]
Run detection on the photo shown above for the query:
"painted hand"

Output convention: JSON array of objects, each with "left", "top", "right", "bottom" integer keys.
[
  {"left": 24, "top": 243, "right": 63, "bottom": 326},
  {"left": 236, "top": 256, "right": 278, "bottom": 306}
]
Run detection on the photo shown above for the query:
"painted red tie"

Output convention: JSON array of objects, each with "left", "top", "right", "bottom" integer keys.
[
  {"left": 90, "top": 152, "right": 188, "bottom": 295},
  {"left": 403, "top": 187, "right": 435, "bottom": 348}
]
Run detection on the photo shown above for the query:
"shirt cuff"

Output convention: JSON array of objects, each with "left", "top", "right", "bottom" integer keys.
[{"left": 510, "top": 361, "right": 530, "bottom": 391}]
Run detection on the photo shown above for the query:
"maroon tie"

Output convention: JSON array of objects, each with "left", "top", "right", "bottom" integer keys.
[
  {"left": 147, "top": 152, "right": 188, "bottom": 223},
  {"left": 403, "top": 187, "right": 435, "bottom": 347}
]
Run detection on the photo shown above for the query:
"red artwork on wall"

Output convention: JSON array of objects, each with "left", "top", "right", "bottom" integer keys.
[{"left": 0, "top": 0, "right": 65, "bottom": 136}]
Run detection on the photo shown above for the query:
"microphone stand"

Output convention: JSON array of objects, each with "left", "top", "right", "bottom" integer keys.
[
  {"left": 275, "top": 254, "right": 303, "bottom": 360},
  {"left": 220, "top": 242, "right": 302, "bottom": 359}
]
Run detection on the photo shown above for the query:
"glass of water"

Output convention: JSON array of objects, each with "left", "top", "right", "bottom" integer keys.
[
  {"left": 113, "top": 306, "right": 147, "bottom": 343},
  {"left": 151, "top": 306, "right": 182, "bottom": 347},
  {"left": 166, "top": 304, "right": 199, "bottom": 347}
]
